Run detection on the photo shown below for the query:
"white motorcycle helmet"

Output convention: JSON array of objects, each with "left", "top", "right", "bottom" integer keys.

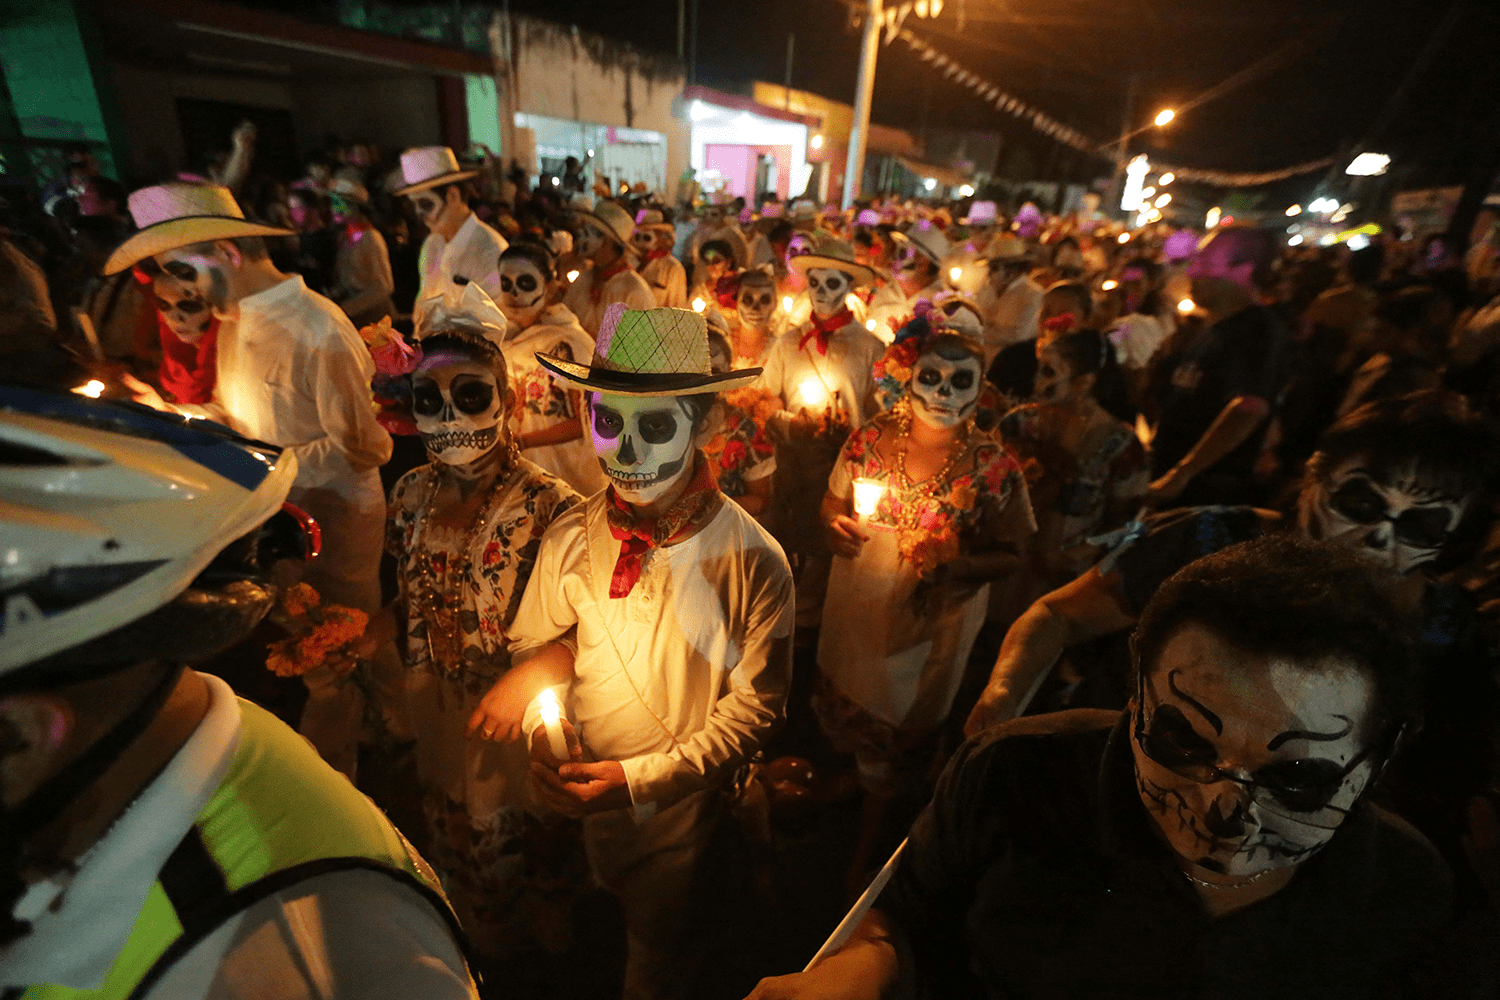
[{"left": 0, "top": 386, "right": 310, "bottom": 680}]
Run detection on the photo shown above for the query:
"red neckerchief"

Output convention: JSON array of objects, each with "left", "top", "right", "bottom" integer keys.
[
  {"left": 344, "top": 220, "right": 372, "bottom": 243},
  {"left": 646, "top": 248, "right": 671, "bottom": 261},
  {"left": 799, "top": 308, "right": 853, "bottom": 356},
  {"left": 1041, "top": 312, "right": 1078, "bottom": 333},
  {"left": 590, "top": 258, "right": 633, "bottom": 303},
  {"left": 604, "top": 455, "right": 720, "bottom": 598}
]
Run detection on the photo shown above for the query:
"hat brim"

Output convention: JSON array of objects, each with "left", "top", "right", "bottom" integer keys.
[
  {"left": 393, "top": 169, "right": 480, "bottom": 197},
  {"left": 639, "top": 222, "right": 676, "bottom": 234},
  {"left": 578, "top": 211, "right": 630, "bottom": 246},
  {"left": 788, "top": 254, "right": 877, "bottom": 287},
  {"left": 536, "top": 353, "right": 762, "bottom": 397},
  {"left": 104, "top": 217, "right": 295, "bottom": 275}
]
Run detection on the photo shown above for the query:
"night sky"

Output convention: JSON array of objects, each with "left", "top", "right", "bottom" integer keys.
[{"left": 290, "top": 0, "right": 1500, "bottom": 186}]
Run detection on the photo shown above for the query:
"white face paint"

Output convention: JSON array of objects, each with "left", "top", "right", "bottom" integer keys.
[
  {"left": 412, "top": 356, "right": 505, "bottom": 465},
  {"left": 152, "top": 247, "right": 233, "bottom": 320},
  {"left": 1300, "top": 457, "right": 1467, "bottom": 575},
  {"left": 575, "top": 223, "right": 605, "bottom": 260},
  {"left": 806, "top": 267, "right": 851, "bottom": 319},
  {"left": 589, "top": 393, "right": 698, "bottom": 504},
  {"left": 1132, "top": 625, "right": 1379, "bottom": 878},
  {"left": 498, "top": 257, "right": 548, "bottom": 328},
  {"left": 152, "top": 274, "right": 213, "bottom": 344},
  {"left": 737, "top": 279, "right": 776, "bottom": 328},
  {"left": 909, "top": 349, "right": 983, "bottom": 429}
]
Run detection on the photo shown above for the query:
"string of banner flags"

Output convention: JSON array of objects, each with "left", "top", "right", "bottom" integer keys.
[{"left": 893, "top": 27, "right": 1336, "bottom": 188}]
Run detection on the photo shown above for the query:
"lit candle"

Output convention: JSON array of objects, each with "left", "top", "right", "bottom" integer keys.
[
  {"left": 1177, "top": 298, "right": 1196, "bottom": 315},
  {"left": 566, "top": 269, "right": 580, "bottom": 283},
  {"left": 852, "top": 478, "right": 885, "bottom": 523},
  {"left": 692, "top": 296, "right": 706, "bottom": 313},
  {"left": 865, "top": 318, "right": 878, "bottom": 332},
  {"left": 797, "top": 377, "right": 829, "bottom": 410},
  {"left": 1101, "top": 279, "right": 1119, "bottom": 291},
  {"left": 948, "top": 266, "right": 963, "bottom": 283},
  {"left": 537, "top": 688, "right": 570, "bottom": 760},
  {"left": 72, "top": 379, "right": 105, "bottom": 399},
  {"left": 781, "top": 295, "right": 794, "bottom": 312}
]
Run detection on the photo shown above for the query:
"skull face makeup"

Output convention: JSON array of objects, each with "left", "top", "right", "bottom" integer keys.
[
  {"left": 575, "top": 224, "right": 605, "bottom": 260},
  {"left": 1300, "top": 458, "right": 1466, "bottom": 575},
  {"left": 589, "top": 393, "right": 697, "bottom": 505},
  {"left": 151, "top": 247, "right": 232, "bottom": 321},
  {"left": 152, "top": 274, "right": 213, "bottom": 344},
  {"left": 806, "top": 267, "right": 851, "bottom": 319},
  {"left": 412, "top": 355, "right": 506, "bottom": 465},
  {"left": 1033, "top": 343, "right": 1082, "bottom": 405},
  {"left": 909, "top": 348, "right": 982, "bottom": 429},
  {"left": 408, "top": 188, "right": 468, "bottom": 241},
  {"left": 737, "top": 276, "right": 777, "bottom": 328},
  {"left": 1132, "top": 624, "right": 1379, "bottom": 878},
  {"left": 498, "top": 257, "right": 548, "bottom": 328}
]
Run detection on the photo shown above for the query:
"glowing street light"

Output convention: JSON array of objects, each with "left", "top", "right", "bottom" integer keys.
[
  {"left": 1285, "top": 204, "right": 1303, "bottom": 217},
  {"left": 922, "top": 177, "right": 937, "bottom": 192},
  {"left": 1154, "top": 193, "right": 1172, "bottom": 208},
  {"left": 1154, "top": 109, "right": 1176, "bottom": 127},
  {"left": 1345, "top": 152, "right": 1390, "bottom": 176},
  {"left": 1158, "top": 172, "right": 1175, "bottom": 186}
]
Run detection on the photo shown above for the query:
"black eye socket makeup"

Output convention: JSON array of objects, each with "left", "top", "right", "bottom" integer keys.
[
  {"left": 916, "top": 368, "right": 943, "bottom": 386},
  {"left": 593, "top": 407, "right": 624, "bottom": 440},
  {"left": 1327, "top": 478, "right": 1457, "bottom": 549},
  {"left": 638, "top": 412, "right": 679, "bottom": 444},
  {"left": 448, "top": 376, "right": 495, "bottom": 415},
  {"left": 413, "top": 382, "right": 445, "bottom": 416},
  {"left": 163, "top": 261, "right": 198, "bottom": 283},
  {"left": 158, "top": 296, "right": 207, "bottom": 315}
]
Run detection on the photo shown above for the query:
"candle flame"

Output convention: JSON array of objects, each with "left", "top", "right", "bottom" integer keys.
[
  {"left": 948, "top": 266, "right": 962, "bottom": 283},
  {"left": 798, "top": 378, "right": 828, "bottom": 409},
  {"left": 781, "top": 295, "right": 793, "bottom": 312},
  {"left": 692, "top": 297, "right": 706, "bottom": 313},
  {"left": 852, "top": 478, "right": 885, "bottom": 517},
  {"left": 1177, "top": 298, "right": 1196, "bottom": 314},
  {"left": 566, "top": 269, "right": 580, "bottom": 283},
  {"left": 1101, "top": 279, "right": 1118, "bottom": 291},
  {"left": 538, "top": 688, "right": 561, "bottom": 725},
  {"left": 72, "top": 379, "right": 105, "bottom": 399}
]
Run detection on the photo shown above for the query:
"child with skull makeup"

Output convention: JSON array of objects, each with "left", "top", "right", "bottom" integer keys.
[
  {"left": 759, "top": 235, "right": 887, "bottom": 629},
  {"left": 814, "top": 312, "right": 1036, "bottom": 889},
  {"left": 491, "top": 304, "right": 792, "bottom": 1000},
  {"left": 360, "top": 282, "right": 585, "bottom": 965},
  {"left": 495, "top": 241, "right": 608, "bottom": 496}
]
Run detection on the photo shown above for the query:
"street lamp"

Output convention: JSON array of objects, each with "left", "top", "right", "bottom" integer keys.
[
  {"left": 1154, "top": 108, "right": 1176, "bottom": 127},
  {"left": 1158, "top": 172, "right": 1175, "bottom": 186}
]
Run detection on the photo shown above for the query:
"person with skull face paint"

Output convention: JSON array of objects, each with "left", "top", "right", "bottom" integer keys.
[
  {"left": 687, "top": 201, "right": 750, "bottom": 286},
  {"left": 362, "top": 282, "right": 584, "bottom": 969},
  {"left": 0, "top": 390, "right": 478, "bottom": 999},
  {"left": 748, "top": 535, "right": 1456, "bottom": 1000},
  {"left": 760, "top": 235, "right": 885, "bottom": 629},
  {"left": 731, "top": 266, "right": 784, "bottom": 368},
  {"left": 494, "top": 242, "right": 608, "bottom": 497},
  {"left": 965, "top": 391, "right": 1500, "bottom": 874},
  {"left": 110, "top": 181, "right": 394, "bottom": 778},
  {"left": 633, "top": 208, "right": 687, "bottom": 309},
  {"left": 327, "top": 178, "right": 395, "bottom": 329},
  {"left": 562, "top": 199, "right": 655, "bottom": 338},
  {"left": 134, "top": 265, "right": 220, "bottom": 406},
  {"left": 814, "top": 309, "right": 1035, "bottom": 890},
  {"left": 397, "top": 147, "right": 508, "bottom": 305},
  {"left": 501, "top": 303, "right": 792, "bottom": 1000}
]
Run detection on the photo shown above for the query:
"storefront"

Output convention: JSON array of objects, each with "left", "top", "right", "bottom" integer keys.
[{"left": 682, "top": 85, "right": 817, "bottom": 204}]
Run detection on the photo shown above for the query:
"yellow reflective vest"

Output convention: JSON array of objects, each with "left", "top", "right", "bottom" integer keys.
[{"left": 19, "top": 695, "right": 475, "bottom": 999}]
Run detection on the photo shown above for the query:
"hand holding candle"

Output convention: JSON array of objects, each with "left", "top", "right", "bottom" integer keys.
[
  {"left": 537, "top": 687, "right": 571, "bottom": 762},
  {"left": 852, "top": 478, "right": 886, "bottom": 525}
]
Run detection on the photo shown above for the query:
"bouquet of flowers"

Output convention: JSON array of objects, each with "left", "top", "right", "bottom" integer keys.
[
  {"left": 264, "top": 583, "right": 369, "bottom": 678},
  {"left": 358, "top": 316, "right": 423, "bottom": 436}
]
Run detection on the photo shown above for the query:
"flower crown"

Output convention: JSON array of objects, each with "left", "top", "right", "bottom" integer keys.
[{"left": 871, "top": 301, "right": 1003, "bottom": 429}]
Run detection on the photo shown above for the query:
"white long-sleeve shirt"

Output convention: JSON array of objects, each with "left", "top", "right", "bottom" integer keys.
[
  {"left": 176, "top": 275, "right": 392, "bottom": 509},
  {"left": 511, "top": 493, "right": 794, "bottom": 817},
  {"left": 759, "top": 319, "right": 884, "bottom": 430},
  {"left": 562, "top": 263, "right": 655, "bottom": 337},
  {"left": 417, "top": 212, "right": 508, "bottom": 304},
  {"left": 978, "top": 274, "right": 1044, "bottom": 363}
]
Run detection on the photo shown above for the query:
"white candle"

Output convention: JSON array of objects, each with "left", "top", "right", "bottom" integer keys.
[
  {"left": 852, "top": 478, "right": 885, "bottom": 523},
  {"left": 798, "top": 377, "right": 828, "bottom": 410},
  {"left": 537, "top": 688, "right": 570, "bottom": 760}
]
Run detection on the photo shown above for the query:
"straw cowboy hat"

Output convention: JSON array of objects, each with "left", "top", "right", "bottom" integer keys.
[
  {"left": 578, "top": 199, "right": 636, "bottom": 248},
  {"left": 985, "top": 232, "right": 1033, "bottom": 264},
  {"left": 789, "top": 233, "right": 877, "bottom": 288},
  {"left": 634, "top": 208, "right": 676, "bottom": 235},
  {"left": 393, "top": 146, "right": 479, "bottom": 197},
  {"left": 104, "top": 182, "right": 293, "bottom": 275},
  {"left": 892, "top": 224, "right": 950, "bottom": 266},
  {"left": 330, "top": 177, "right": 370, "bottom": 205},
  {"left": 537, "top": 302, "right": 762, "bottom": 397}
]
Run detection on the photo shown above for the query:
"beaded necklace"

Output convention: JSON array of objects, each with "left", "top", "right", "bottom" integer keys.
[
  {"left": 890, "top": 403, "right": 973, "bottom": 533},
  {"left": 409, "top": 442, "right": 520, "bottom": 668}
]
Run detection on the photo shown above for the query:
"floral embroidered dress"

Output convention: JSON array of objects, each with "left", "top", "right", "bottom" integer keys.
[
  {"left": 386, "top": 458, "right": 580, "bottom": 958},
  {"left": 817, "top": 411, "right": 1035, "bottom": 761},
  {"left": 704, "top": 385, "right": 778, "bottom": 499},
  {"left": 502, "top": 303, "right": 607, "bottom": 497}
]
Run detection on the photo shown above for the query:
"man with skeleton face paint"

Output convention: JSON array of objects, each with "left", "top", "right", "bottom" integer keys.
[
  {"left": 760, "top": 234, "right": 885, "bottom": 628},
  {"left": 494, "top": 242, "right": 607, "bottom": 496},
  {"left": 133, "top": 266, "right": 220, "bottom": 406},
  {"left": 109, "top": 181, "right": 393, "bottom": 777},
  {"left": 490, "top": 303, "right": 791, "bottom": 1000},
  {"left": 633, "top": 208, "right": 687, "bottom": 308},
  {"left": 731, "top": 266, "right": 782, "bottom": 367},
  {"left": 395, "top": 146, "right": 507, "bottom": 304},
  {"left": 562, "top": 199, "right": 655, "bottom": 338},
  {"left": 748, "top": 536, "right": 1454, "bottom": 1000}
]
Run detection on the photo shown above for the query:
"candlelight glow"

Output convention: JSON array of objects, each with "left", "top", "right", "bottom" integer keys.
[
  {"left": 1177, "top": 298, "right": 1196, "bottom": 314},
  {"left": 781, "top": 295, "right": 793, "bottom": 312},
  {"left": 538, "top": 687, "right": 562, "bottom": 726},
  {"left": 72, "top": 380, "right": 105, "bottom": 399},
  {"left": 1158, "top": 172, "right": 1175, "bottom": 186},
  {"left": 811, "top": 134, "right": 824, "bottom": 150},
  {"left": 566, "top": 269, "right": 580, "bottom": 283},
  {"left": 948, "top": 266, "right": 962, "bottom": 282},
  {"left": 1154, "top": 109, "right": 1176, "bottom": 127},
  {"left": 1101, "top": 279, "right": 1119, "bottom": 291},
  {"left": 865, "top": 319, "right": 877, "bottom": 332},
  {"left": 798, "top": 378, "right": 829, "bottom": 409},
  {"left": 692, "top": 297, "right": 706, "bottom": 312},
  {"left": 852, "top": 478, "right": 885, "bottom": 518},
  {"left": 1154, "top": 193, "right": 1172, "bottom": 208},
  {"left": 1117, "top": 233, "right": 1131, "bottom": 244}
]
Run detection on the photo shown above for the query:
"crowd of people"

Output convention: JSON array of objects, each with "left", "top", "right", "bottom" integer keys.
[{"left": 3, "top": 127, "right": 1500, "bottom": 999}]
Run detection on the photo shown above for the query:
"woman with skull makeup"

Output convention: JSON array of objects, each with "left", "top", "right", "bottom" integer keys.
[
  {"left": 729, "top": 266, "right": 784, "bottom": 368},
  {"left": 356, "top": 283, "right": 584, "bottom": 969},
  {"left": 997, "top": 327, "right": 1147, "bottom": 591},
  {"left": 815, "top": 311, "right": 1035, "bottom": 890},
  {"left": 748, "top": 536, "right": 1456, "bottom": 1000},
  {"left": 494, "top": 241, "right": 607, "bottom": 497}
]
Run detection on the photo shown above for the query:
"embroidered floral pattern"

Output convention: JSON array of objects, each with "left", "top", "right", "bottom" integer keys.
[{"left": 704, "top": 387, "right": 777, "bottom": 497}]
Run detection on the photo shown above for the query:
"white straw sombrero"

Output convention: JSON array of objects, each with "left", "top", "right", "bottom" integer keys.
[
  {"left": 537, "top": 303, "right": 761, "bottom": 397},
  {"left": 577, "top": 199, "right": 637, "bottom": 248},
  {"left": 788, "top": 233, "right": 878, "bottom": 288},
  {"left": 103, "top": 182, "right": 293, "bottom": 275},
  {"left": 393, "top": 146, "right": 479, "bottom": 197}
]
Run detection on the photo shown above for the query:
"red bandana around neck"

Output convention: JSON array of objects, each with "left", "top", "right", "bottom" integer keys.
[
  {"left": 604, "top": 455, "right": 720, "bottom": 598},
  {"left": 590, "top": 258, "right": 633, "bottom": 303},
  {"left": 646, "top": 247, "right": 671, "bottom": 261},
  {"left": 1041, "top": 312, "right": 1078, "bottom": 333},
  {"left": 799, "top": 308, "right": 854, "bottom": 356}
]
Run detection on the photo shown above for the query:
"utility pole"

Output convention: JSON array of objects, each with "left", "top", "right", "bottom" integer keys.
[
  {"left": 677, "top": 0, "right": 685, "bottom": 60},
  {"left": 784, "top": 32, "right": 795, "bottom": 109},
  {"left": 1112, "top": 72, "right": 1137, "bottom": 217},
  {"left": 842, "top": 0, "right": 882, "bottom": 209}
]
